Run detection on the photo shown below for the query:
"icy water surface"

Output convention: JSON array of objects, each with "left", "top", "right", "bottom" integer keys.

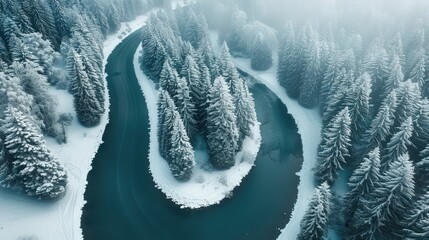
[{"left": 81, "top": 30, "right": 303, "bottom": 240}]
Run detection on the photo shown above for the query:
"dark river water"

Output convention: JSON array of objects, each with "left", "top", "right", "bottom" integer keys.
[{"left": 81, "top": 30, "right": 303, "bottom": 240}]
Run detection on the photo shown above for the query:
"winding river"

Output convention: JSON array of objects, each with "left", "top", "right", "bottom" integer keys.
[{"left": 81, "top": 30, "right": 303, "bottom": 240}]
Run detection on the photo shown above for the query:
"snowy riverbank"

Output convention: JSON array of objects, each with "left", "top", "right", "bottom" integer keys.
[
  {"left": 133, "top": 45, "right": 261, "bottom": 209},
  {"left": 209, "top": 32, "right": 323, "bottom": 239},
  {"left": 0, "top": 13, "right": 153, "bottom": 240}
]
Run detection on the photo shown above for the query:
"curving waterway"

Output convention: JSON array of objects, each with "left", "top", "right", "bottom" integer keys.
[{"left": 81, "top": 30, "right": 303, "bottom": 240}]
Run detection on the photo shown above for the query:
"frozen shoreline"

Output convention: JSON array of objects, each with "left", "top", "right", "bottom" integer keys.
[
  {"left": 208, "top": 31, "right": 322, "bottom": 240},
  {"left": 133, "top": 44, "right": 262, "bottom": 209},
  {"left": 0, "top": 13, "right": 153, "bottom": 240}
]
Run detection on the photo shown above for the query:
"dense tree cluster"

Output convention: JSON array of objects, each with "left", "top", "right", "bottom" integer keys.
[
  {"left": 274, "top": 16, "right": 429, "bottom": 239},
  {"left": 0, "top": 0, "right": 153, "bottom": 199},
  {"left": 141, "top": 7, "right": 257, "bottom": 179}
]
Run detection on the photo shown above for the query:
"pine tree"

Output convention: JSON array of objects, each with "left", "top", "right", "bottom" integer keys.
[
  {"left": 250, "top": 33, "right": 272, "bottom": 71},
  {"left": 315, "top": 107, "right": 352, "bottom": 184},
  {"left": 322, "top": 69, "right": 354, "bottom": 125},
  {"left": 395, "top": 80, "right": 420, "bottom": 129},
  {"left": 48, "top": 0, "right": 70, "bottom": 38},
  {"left": 8, "top": 1, "right": 34, "bottom": 34},
  {"left": 383, "top": 54, "right": 404, "bottom": 100},
  {"left": 416, "top": 145, "right": 429, "bottom": 185},
  {"left": 0, "top": 107, "right": 67, "bottom": 199},
  {"left": 206, "top": 77, "right": 239, "bottom": 169},
  {"left": 381, "top": 117, "right": 413, "bottom": 172},
  {"left": 10, "top": 62, "right": 59, "bottom": 138},
  {"left": 404, "top": 189, "right": 429, "bottom": 239},
  {"left": 297, "top": 182, "right": 332, "bottom": 240},
  {"left": 174, "top": 77, "right": 197, "bottom": 142},
  {"left": 351, "top": 153, "right": 414, "bottom": 239},
  {"left": 159, "top": 59, "right": 180, "bottom": 98},
  {"left": 355, "top": 91, "right": 397, "bottom": 159},
  {"left": 66, "top": 48, "right": 102, "bottom": 127},
  {"left": 299, "top": 31, "right": 322, "bottom": 108},
  {"left": 277, "top": 23, "right": 302, "bottom": 99},
  {"left": 1, "top": 15, "right": 22, "bottom": 44},
  {"left": 344, "top": 148, "right": 382, "bottom": 229},
  {"left": 233, "top": 79, "right": 257, "bottom": 148},
  {"left": 140, "top": 24, "right": 167, "bottom": 81},
  {"left": 389, "top": 33, "right": 405, "bottom": 67},
  {"left": 319, "top": 51, "right": 340, "bottom": 113},
  {"left": 107, "top": 2, "right": 121, "bottom": 34},
  {"left": 349, "top": 73, "right": 372, "bottom": 139},
  {"left": 81, "top": 53, "right": 105, "bottom": 112},
  {"left": 28, "top": 0, "right": 60, "bottom": 49},
  {"left": 409, "top": 49, "right": 426, "bottom": 88},
  {"left": 181, "top": 55, "right": 204, "bottom": 122},
  {"left": 8, "top": 33, "right": 38, "bottom": 63},
  {"left": 413, "top": 99, "right": 429, "bottom": 146},
  {"left": 157, "top": 90, "right": 176, "bottom": 160},
  {"left": 169, "top": 110, "right": 195, "bottom": 181},
  {"left": 364, "top": 44, "right": 389, "bottom": 108},
  {"left": 0, "top": 73, "right": 39, "bottom": 128}
]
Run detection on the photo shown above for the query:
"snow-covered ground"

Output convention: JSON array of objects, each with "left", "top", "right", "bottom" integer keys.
[
  {"left": 0, "top": 13, "right": 153, "bottom": 240},
  {"left": 208, "top": 32, "right": 323, "bottom": 239},
  {"left": 133, "top": 45, "right": 261, "bottom": 209}
]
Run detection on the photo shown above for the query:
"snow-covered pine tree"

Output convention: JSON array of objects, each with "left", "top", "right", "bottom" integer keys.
[
  {"left": 218, "top": 42, "right": 233, "bottom": 75},
  {"left": 181, "top": 55, "right": 205, "bottom": 123},
  {"left": 159, "top": 59, "right": 180, "bottom": 99},
  {"left": 5, "top": 1, "right": 33, "bottom": 34},
  {"left": 1, "top": 15, "right": 22, "bottom": 45},
  {"left": 81, "top": 53, "right": 105, "bottom": 112},
  {"left": 10, "top": 62, "right": 60, "bottom": 139},
  {"left": 197, "top": 36, "right": 218, "bottom": 80},
  {"left": 47, "top": 0, "right": 70, "bottom": 38},
  {"left": 174, "top": 77, "right": 197, "bottom": 142},
  {"left": 66, "top": 48, "right": 102, "bottom": 127},
  {"left": 352, "top": 153, "right": 415, "bottom": 239},
  {"left": 224, "top": 10, "right": 247, "bottom": 54},
  {"left": 364, "top": 43, "right": 390, "bottom": 109},
  {"left": 0, "top": 107, "right": 67, "bottom": 199},
  {"left": 27, "top": 0, "right": 60, "bottom": 49},
  {"left": 0, "top": 73, "right": 40, "bottom": 128},
  {"left": 315, "top": 107, "right": 352, "bottom": 184},
  {"left": 157, "top": 90, "right": 180, "bottom": 162},
  {"left": 383, "top": 54, "right": 404, "bottom": 101},
  {"left": 194, "top": 57, "right": 212, "bottom": 129},
  {"left": 349, "top": 73, "right": 372, "bottom": 140},
  {"left": 297, "top": 182, "right": 332, "bottom": 240},
  {"left": 169, "top": 110, "right": 195, "bottom": 181},
  {"left": 408, "top": 48, "right": 426, "bottom": 88},
  {"left": 322, "top": 69, "right": 354, "bottom": 125},
  {"left": 404, "top": 189, "right": 429, "bottom": 239},
  {"left": 416, "top": 145, "right": 429, "bottom": 185},
  {"left": 299, "top": 30, "right": 322, "bottom": 108},
  {"left": 20, "top": 33, "right": 65, "bottom": 86},
  {"left": 395, "top": 80, "right": 421, "bottom": 129},
  {"left": 389, "top": 33, "right": 405, "bottom": 68},
  {"left": 140, "top": 22, "right": 167, "bottom": 81},
  {"left": 107, "top": 2, "right": 121, "bottom": 34},
  {"left": 8, "top": 33, "right": 38, "bottom": 63},
  {"left": 250, "top": 33, "right": 272, "bottom": 71},
  {"left": 381, "top": 117, "right": 413, "bottom": 172},
  {"left": 0, "top": 37, "right": 9, "bottom": 63},
  {"left": 344, "top": 148, "right": 382, "bottom": 229},
  {"left": 413, "top": 99, "right": 429, "bottom": 147},
  {"left": 355, "top": 91, "right": 397, "bottom": 159},
  {"left": 277, "top": 23, "right": 302, "bottom": 99},
  {"left": 319, "top": 51, "right": 341, "bottom": 113},
  {"left": 206, "top": 76, "right": 239, "bottom": 169},
  {"left": 232, "top": 78, "right": 257, "bottom": 148}
]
